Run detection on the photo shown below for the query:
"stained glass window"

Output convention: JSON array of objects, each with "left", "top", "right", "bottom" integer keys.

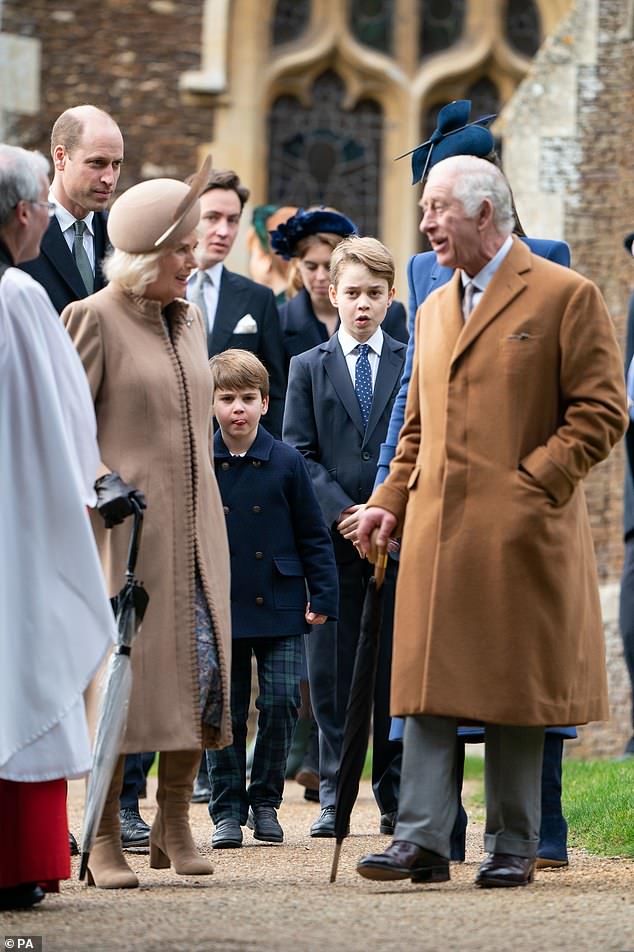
[
  {"left": 271, "top": 0, "right": 310, "bottom": 47},
  {"left": 267, "top": 70, "right": 383, "bottom": 237},
  {"left": 466, "top": 76, "right": 501, "bottom": 124},
  {"left": 419, "top": 0, "right": 466, "bottom": 59},
  {"left": 349, "top": 0, "right": 394, "bottom": 55},
  {"left": 505, "top": 0, "right": 541, "bottom": 57}
]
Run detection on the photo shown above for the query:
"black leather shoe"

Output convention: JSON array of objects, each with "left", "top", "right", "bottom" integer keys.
[
  {"left": 357, "top": 840, "right": 450, "bottom": 883},
  {"left": 310, "top": 806, "right": 336, "bottom": 838},
  {"left": 191, "top": 779, "right": 212, "bottom": 804},
  {"left": 120, "top": 807, "right": 150, "bottom": 850},
  {"left": 69, "top": 831, "right": 80, "bottom": 856},
  {"left": 379, "top": 811, "right": 397, "bottom": 835},
  {"left": 247, "top": 805, "right": 283, "bottom": 843},
  {"left": 475, "top": 852, "right": 535, "bottom": 888},
  {"left": 0, "top": 883, "right": 45, "bottom": 911},
  {"left": 304, "top": 787, "right": 320, "bottom": 803},
  {"left": 212, "top": 817, "right": 243, "bottom": 849}
]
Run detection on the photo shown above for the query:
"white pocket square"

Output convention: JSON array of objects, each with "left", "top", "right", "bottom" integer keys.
[{"left": 232, "top": 314, "right": 258, "bottom": 334}]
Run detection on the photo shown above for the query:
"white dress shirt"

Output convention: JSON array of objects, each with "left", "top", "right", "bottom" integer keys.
[
  {"left": 49, "top": 191, "right": 96, "bottom": 270},
  {"left": 460, "top": 234, "right": 513, "bottom": 317},
  {"left": 337, "top": 325, "right": 384, "bottom": 388}
]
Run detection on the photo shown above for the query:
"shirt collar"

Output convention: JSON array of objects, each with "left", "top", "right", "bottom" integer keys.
[
  {"left": 337, "top": 325, "right": 384, "bottom": 357},
  {"left": 461, "top": 234, "right": 513, "bottom": 291},
  {"left": 49, "top": 191, "right": 95, "bottom": 235}
]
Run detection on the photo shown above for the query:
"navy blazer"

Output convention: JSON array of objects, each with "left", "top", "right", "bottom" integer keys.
[
  {"left": 20, "top": 212, "right": 109, "bottom": 314},
  {"left": 375, "top": 237, "right": 572, "bottom": 486},
  {"left": 278, "top": 287, "right": 409, "bottom": 364},
  {"left": 209, "top": 268, "right": 287, "bottom": 439},
  {"left": 283, "top": 331, "right": 406, "bottom": 564},
  {"left": 214, "top": 425, "right": 338, "bottom": 637}
]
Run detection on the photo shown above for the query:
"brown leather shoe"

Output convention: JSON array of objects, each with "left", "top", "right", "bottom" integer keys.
[
  {"left": 475, "top": 852, "right": 535, "bottom": 888},
  {"left": 357, "top": 840, "right": 450, "bottom": 883}
]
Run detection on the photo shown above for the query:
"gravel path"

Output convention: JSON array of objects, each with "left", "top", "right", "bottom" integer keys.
[{"left": 1, "top": 778, "right": 632, "bottom": 952}]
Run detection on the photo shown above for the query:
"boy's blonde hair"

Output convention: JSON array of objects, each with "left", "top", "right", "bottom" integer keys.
[
  {"left": 329, "top": 235, "right": 395, "bottom": 289},
  {"left": 209, "top": 349, "right": 270, "bottom": 398}
]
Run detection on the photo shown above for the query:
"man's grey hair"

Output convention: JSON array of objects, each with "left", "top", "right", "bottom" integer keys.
[
  {"left": 433, "top": 155, "right": 515, "bottom": 237},
  {"left": 0, "top": 144, "right": 49, "bottom": 227}
]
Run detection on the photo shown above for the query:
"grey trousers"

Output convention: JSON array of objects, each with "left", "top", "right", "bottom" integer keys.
[{"left": 395, "top": 714, "right": 544, "bottom": 860}]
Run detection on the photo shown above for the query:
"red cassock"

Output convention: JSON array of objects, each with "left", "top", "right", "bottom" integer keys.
[{"left": 0, "top": 779, "right": 70, "bottom": 891}]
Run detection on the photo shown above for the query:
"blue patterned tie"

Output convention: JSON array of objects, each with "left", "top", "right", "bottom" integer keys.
[{"left": 354, "top": 343, "right": 373, "bottom": 427}]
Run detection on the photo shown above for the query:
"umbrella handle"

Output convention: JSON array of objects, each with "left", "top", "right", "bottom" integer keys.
[
  {"left": 125, "top": 497, "right": 144, "bottom": 578},
  {"left": 373, "top": 546, "right": 388, "bottom": 589}
]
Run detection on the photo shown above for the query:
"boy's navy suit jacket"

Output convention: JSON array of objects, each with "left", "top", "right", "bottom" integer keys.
[
  {"left": 213, "top": 425, "right": 338, "bottom": 637},
  {"left": 283, "top": 330, "right": 407, "bottom": 564}
]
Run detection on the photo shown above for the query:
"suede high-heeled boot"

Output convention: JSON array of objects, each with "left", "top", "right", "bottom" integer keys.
[
  {"left": 87, "top": 754, "right": 139, "bottom": 889},
  {"left": 150, "top": 750, "right": 213, "bottom": 875}
]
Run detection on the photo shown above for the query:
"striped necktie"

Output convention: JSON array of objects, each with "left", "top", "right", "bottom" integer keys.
[{"left": 462, "top": 280, "right": 475, "bottom": 320}]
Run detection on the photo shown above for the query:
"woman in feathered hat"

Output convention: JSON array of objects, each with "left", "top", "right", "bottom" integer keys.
[{"left": 62, "top": 160, "right": 232, "bottom": 889}]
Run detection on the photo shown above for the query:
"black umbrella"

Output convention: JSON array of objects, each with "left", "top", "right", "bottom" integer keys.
[
  {"left": 79, "top": 499, "right": 149, "bottom": 881},
  {"left": 330, "top": 546, "right": 388, "bottom": 883}
]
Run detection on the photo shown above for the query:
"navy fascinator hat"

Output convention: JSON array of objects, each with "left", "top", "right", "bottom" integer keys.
[
  {"left": 396, "top": 100, "right": 496, "bottom": 185},
  {"left": 270, "top": 207, "right": 358, "bottom": 260}
]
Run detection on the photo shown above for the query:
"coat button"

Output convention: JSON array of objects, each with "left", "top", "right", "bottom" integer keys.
[
  {"left": 252, "top": 460, "right": 261, "bottom": 467},
  {"left": 255, "top": 551, "right": 264, "bottom": 559},
  {"left": 223, "top": 506, "right": 229, "bottom": 514},
  {"left": 255, "top": 596, "right": 264, "bottom": 605},
  {"left": 252, "top": 505, "right": 262, "bottom": 513},
  {"left": 362, "top": 451, "right": 371, "bottom": 461},
  {"left": 221, "top": 461, "right": 230, "bottom": 470}
]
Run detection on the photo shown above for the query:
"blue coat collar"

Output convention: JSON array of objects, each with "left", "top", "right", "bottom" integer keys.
[{"left": 213, "top": 423, "right": 274, "bottom": 461}]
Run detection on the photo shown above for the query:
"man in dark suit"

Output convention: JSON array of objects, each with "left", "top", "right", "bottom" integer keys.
[
  {"left": 283, "top": 236, "right": 406, "bottom": 837},
  {"left": 17, "top": 105, "right": 141, "bottom": 857},
  {"left": 20, "top": 104, "right": 123, "bottom": 313},
  {"left": 187, "top": 169, "right": 286, "bottom": 439}
]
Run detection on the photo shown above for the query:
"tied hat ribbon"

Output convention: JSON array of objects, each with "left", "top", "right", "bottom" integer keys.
[{"left": 395, "top": 100, "right": 497, "bottom": 184}]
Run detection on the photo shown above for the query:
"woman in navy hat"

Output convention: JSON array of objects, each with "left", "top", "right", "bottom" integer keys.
[{"left": 271, "top": 207, "right": 408, "bottom": 364}]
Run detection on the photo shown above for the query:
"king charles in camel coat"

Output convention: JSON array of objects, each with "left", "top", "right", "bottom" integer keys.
[{"left": 370, "top": 237, "right": 627, "bottom": 728}]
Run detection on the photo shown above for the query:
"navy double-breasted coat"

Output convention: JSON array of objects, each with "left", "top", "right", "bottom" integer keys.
[{"left": 213, "top": 425, "right": 338, "bottom": 638}]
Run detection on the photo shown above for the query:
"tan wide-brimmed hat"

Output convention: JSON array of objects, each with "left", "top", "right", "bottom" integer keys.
[{"left": 108, "top": 155, "right": 212, "bottom": 254}]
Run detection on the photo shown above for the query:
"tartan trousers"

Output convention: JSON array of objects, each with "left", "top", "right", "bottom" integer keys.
[{"left": 207, "top": 634, "right": 302, "bottom": 824}]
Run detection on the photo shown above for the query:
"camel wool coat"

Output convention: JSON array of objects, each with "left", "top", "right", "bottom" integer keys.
[
  {"left": 62, "top": 284, "right": 232, "bottom": 752},
  {"left": 370, "top": 238, "right": 628, "bottom": 727}
]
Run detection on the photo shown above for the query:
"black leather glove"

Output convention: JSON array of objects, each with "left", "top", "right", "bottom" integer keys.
[{"left": 94, "top": 471, "right": 147, "bottom": 529}]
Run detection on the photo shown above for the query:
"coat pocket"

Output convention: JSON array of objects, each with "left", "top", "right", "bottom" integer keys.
[{"left": 273, "top": 557, "right": 307, "bottom": 610}]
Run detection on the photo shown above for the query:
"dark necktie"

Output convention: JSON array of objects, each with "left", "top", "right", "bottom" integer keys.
[
  {"left": 72, "top": 220, "right": 94, "bottom": 294},
  {"left": 354, "top": 343, "right": 373, "bottom": 427}
]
